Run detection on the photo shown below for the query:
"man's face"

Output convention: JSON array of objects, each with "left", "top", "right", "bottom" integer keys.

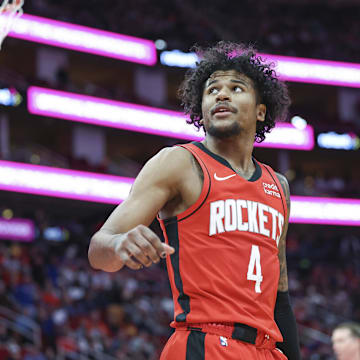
[
  {"left": 201, "top": 69, "right": 266, "bottom": 139},
  {"left": 332, "top": 328, "right": 360, "bottom": 360}
]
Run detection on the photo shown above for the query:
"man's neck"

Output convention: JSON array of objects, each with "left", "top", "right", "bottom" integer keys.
[{"left": 202, "top": 134, "right": 255, "bottom": 177}]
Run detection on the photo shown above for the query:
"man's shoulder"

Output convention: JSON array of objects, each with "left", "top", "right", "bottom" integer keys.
[
  {"left": 274, "top": 172, "right": 289, "bottom": 188},
  {"left": 273, "top": 171, "right": 290, "bottom": 208},
  {"left": 258, "top": 160, "right": 290, "bottom": 198},
  {"left": 152, "top": 144, "right": 194, "bottom": 165},
  {"left": 131, "top": 145, "right": 195, "bottom": 196},
  {"left": 257, "top": 160, "right": 289, "bottom": 188},
  {"left": 144, "top": 144, "right": 195, "bottom": 182}
]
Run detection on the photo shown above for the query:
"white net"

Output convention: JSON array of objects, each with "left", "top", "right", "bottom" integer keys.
[{"left": 0, "top": 0, "right": 24, "bottom": 49}]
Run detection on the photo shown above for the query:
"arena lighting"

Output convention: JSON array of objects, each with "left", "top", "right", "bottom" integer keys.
[
  {"left": 259, "top": 53, "right": 360, "bottom": 88},
  {"left": 27, "top": 86, "right": 314, "bottom": 150},
  {"left": 290, "top": 196, "right": 360, "bottom": 226},
  {"left": 291, "top": 116, "right": 307, "bottom": 130},
  {"left": 257, "top": 123, "right": 314, "bottom": 150},
  {"left": 0, "top": 218, "right": 35, "bottom": 242},
  {"left": 0, "top": 160, "right": 133, "bottom": 204},
  {"left": 317, "top": 132, "right": 360, "bottom": 150},
  {"left": 160, "top": 50, "right": 360, "bottom": 88},
  {"left": 160, "top": 50, "right": 198, "bottom": 68},
  {"left": 0, "top": 13, "right": 156, "bottom": 65},
  {"left": 0, "top": 87, "right": 22, "bottom": 106},
  {"left": 0, "top": 161, "right": 359, "bottom": 226}
]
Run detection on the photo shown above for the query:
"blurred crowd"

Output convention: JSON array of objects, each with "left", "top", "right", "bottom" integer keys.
[
  {"left": 288, "top": 170, "right": 360, "bottom": 198},
  {"left": 287, "top": 227, "right": 360, "bottom": 359},
  {"left": 6, "top": 143, "right": 143, "bottom": 178},
  {"left": 26, "top": 0, "right": 360, "bottom": 63},
  {"left": 0, "top": 65, "right": 144, "bottom": 113},
  {"left": 0, "top": 209, "right": 359, "bottom": 359},
  {"left": 0, "top": 214, "right": 173, "bottom": 359}
]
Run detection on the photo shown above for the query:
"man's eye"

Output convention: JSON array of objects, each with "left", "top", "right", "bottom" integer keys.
[
  {"left": 234, "top": 86, "right": 243, "bottom": 92},
  {"left": 209, "top": 87, "right": 218, "bottom": 94}
]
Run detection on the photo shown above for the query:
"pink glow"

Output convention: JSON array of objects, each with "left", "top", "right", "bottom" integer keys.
[
  {"left": 3, "top": 14, "right": 156, "bottom": 65},
  {"left": 1, "top": 161, "right": 359, "bottom": 226},
  {"left": 2, "top": 12, "right": 360, "bottom": 86},
  {"left": 162, "top": 50, "right": 360, "bottom": 88},
  {"left": 254, "top": 123, "right": 314, "bottom": 150},
  {"left": 28, "top": 86, "right": 314, "bottom": 150},
  {"left": 259, "top": 53, "right": 360, "bottom": 88},
  {"left": 0, "top": 218, "right": 35, "bottom": 242},
  {"left": 27, "top": 86, "right": 199, "bottom": 141},
  {"left": 0, "top": 160, "right": 133, "bottom": 204},
  {"left": 290, "top": 196, "right": 360, "bottom": 226}
]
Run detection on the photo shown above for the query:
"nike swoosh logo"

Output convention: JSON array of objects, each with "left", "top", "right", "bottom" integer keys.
[{"left": 214, "top": 173, "right": 236, "bottom": 181}]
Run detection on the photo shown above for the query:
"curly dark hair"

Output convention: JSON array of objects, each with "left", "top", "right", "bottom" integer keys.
[{"left": 178, "top": 41, "right": 291, "bottom": 143}]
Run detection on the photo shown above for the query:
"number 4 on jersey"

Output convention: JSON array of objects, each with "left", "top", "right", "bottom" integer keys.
[{"left": 247, "top": 245, "right": 263, "bottom": 293}]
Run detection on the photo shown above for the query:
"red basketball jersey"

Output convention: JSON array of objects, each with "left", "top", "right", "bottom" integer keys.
[{"left": 158, "top": 142, "right": 288, "bottom": 342}]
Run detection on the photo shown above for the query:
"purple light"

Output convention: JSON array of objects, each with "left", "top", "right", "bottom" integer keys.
[
  {"left": 0, "top": 218, "right": 35, "bottom": 242},
  {"left": 290, "top": 196, "right": 360, "bottom": 226},
  {"left": 28, "top": 86, "right": 314, "bottom": 150},
  {"left": 254, "top": 123, "right": 314, "bottom": 150},
  {"left": 2, "top": 13, "right": 156, "bottom": 65},
  {"left": 161, "top": 50, "right": 360, "bottom": 88},
  {"left": 0, "top": 160, "right": 133, "bottom": 204},
  {"left": 1, "top": 161, "right": 359, "bottom": 226},
  {"left": 2, "top": 13, "right": 358, "bottom": 87},
  {"left": 258, "top": 53, "right": 360, "bottom": 88},
  {"left": 27, "top": 86, "right": 200, "bottom": 141}
]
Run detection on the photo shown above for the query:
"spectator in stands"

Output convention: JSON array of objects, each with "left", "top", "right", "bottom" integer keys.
[{"left": 332, "top": 322, "right": 360, "bottom": 360}]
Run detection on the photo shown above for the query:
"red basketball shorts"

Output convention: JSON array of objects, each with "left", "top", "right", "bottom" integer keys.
[{"left": 160, "top": 329, "right": 288, "bottom": 360}]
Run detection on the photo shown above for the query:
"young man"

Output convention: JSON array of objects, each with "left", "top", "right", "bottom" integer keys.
[
  {"left": 332, "top": 322, "right": 360, "bottom": 360},
  {"left": 88, "top": 41, "right": 301, "bottom": 360}
]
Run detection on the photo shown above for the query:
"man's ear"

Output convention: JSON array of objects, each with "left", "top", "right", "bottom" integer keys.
[{"left": 256, "top": 104, "right": 266, "bottom": 122}]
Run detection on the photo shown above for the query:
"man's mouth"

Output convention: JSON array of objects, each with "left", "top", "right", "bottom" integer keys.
[{"left": 211, "top": 104, "right": 236, "bottom": 115}]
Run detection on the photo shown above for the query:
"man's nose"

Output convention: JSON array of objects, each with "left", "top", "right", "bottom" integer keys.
[{"left": 216, "top": 88, "right": 231, "bottom": 101}]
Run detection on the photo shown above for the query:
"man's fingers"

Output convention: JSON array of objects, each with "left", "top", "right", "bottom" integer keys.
[
  {"left": 125, "top": 241, "right": 153, "bottom": 268},
  {"left": 134, "top": 236, "right": 160, "bottom": 264},
  {"left": 117, "top": 250, "right": 142, "bottom": 270},
  {"left": 139, "top": 226, "right": 175, "bottom": 257},
  {"left": 163, "top": 243, "right": 175, "bottom": 254},
  {"left": 115, "top": 226, "right": 176, "bottom": 270}
]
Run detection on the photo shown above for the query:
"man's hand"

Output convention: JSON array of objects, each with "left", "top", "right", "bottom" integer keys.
[
  {"left": 88, "top": 147, "right": 188, "bottom": 272},
  {"left": 114, "top": 225, "right": 175, "bottom": 270}
]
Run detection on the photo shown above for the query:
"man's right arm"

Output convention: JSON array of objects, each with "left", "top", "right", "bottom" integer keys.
[{"left": 88, "top": 147, "right": 189, "bottom": 272}]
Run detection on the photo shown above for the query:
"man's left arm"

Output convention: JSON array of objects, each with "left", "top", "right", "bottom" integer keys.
[{"left": 275, "top": 173, "right": 301, "bottom": 360}]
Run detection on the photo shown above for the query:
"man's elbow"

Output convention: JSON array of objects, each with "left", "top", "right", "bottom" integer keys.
[{"left": 88, "top": 239, "right": 100, "bottom": 270}]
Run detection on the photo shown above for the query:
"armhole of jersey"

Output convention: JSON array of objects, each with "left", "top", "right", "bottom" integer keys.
[
  {"left": 158, "top": 144, "right": 211, "bottom": 224},
  {"left": 262, "top": 164, "right": 288, "bottom": 220}
]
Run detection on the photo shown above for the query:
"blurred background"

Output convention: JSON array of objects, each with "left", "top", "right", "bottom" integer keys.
[{"left": 0, "top": 0, "right": 360, "bottom": 359}]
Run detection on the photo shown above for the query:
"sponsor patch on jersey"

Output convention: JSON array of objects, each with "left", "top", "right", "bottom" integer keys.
[
  {"left": 219, "top": 336, "right": 228, "bottom": 347},
  {"left": 263, "top": 182, "right": 280, "bottom": 198}
]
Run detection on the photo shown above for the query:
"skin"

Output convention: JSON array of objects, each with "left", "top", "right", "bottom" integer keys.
[
  {"left": 276, "top": 172, "right": 290, "bottom": 291},
  {"left": 88, "top": 69, "right": 290, "bottom": 294},
  {"left": 332, "top": 328, "right": 360, "bottom": 360}
]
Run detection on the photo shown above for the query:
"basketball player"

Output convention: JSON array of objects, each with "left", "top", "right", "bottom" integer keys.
[
  {"left": 332, "top": 322, "right": 360, "bottom": 360},
  {"left": 88, "top": 41, "right": 301, "bottom": 360}
]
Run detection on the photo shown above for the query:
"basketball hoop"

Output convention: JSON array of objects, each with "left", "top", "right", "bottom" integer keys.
[{"left": 0, "top": 0, "right": 24, "bottom": 49}]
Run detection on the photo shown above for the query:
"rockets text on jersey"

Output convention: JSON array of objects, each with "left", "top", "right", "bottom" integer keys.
[{"left": 209, "top": 199, "right": 284, "bottom": 246}]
